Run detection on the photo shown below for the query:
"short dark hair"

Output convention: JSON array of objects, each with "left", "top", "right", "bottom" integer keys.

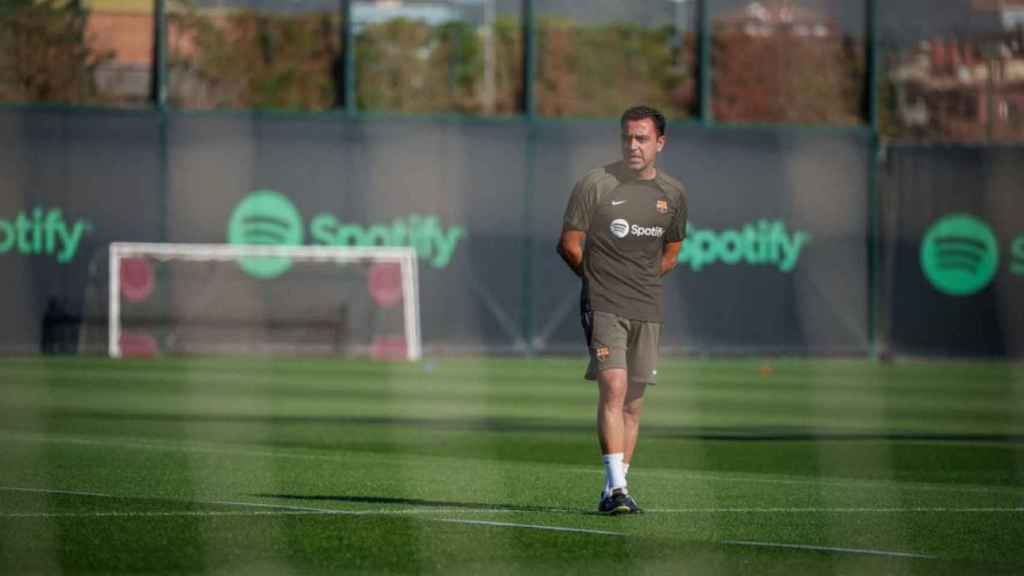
[{"left": 621, "top": 106, "right": 666, "bottom": 137}]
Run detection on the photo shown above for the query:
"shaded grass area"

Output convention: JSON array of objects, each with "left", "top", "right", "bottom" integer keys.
[{"left": 1, "top": 357, "right": 1023, "bottom": 574}]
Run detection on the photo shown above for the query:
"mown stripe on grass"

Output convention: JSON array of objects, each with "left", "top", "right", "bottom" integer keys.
[{"left": 5, "top": 430, "right": 1024, "bottom": 498}]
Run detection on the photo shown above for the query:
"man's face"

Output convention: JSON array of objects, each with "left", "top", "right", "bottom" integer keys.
[{"left": 621, "top": 118, "right": 664, "bottom": 176}]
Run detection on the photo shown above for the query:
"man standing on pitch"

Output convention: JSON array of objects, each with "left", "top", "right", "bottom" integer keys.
[{"left": 557, "top": 105, "right": 687, "bottom": 515}]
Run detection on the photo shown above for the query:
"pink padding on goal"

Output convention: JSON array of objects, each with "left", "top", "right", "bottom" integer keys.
[
  {"left": 371, "top": 336, "right": 407, "bottom": 361},
  {"left": 119, "top": 332, "right": 158, "bottom": 358},
  {"left": 367, "top": 262, "right": 403, "bottom": 309},
  {"left": 120, "top": 258, "right": 155, "bottom": 303}
]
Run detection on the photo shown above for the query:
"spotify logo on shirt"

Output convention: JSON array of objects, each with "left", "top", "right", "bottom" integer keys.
[
  {"left": 610, "top": 219, "right": 630, "bottom": 238},
  {"left": 609, "top": 219, "right": 665, "bottom": 240}
]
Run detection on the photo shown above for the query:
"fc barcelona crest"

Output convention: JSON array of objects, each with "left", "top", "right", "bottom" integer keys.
[{"left": 656, "top": 200, "right": 668, "bottom": 214}]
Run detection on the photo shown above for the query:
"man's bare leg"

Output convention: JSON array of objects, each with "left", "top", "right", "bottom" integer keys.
[
  {"left": 622, "top": 379, "right": 648, "bottom": 467},
  {"left": 597, "top": 368, "right": 628, "bottom": 453},
  {"left": 597, "top": 368, "right": 629, "bottom": 495}
]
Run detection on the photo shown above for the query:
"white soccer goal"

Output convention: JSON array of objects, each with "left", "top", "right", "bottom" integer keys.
[{"left": 109, "top": 242, "right": 421, "bottom": 360}]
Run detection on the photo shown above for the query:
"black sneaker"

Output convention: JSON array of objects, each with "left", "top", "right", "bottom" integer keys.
[
  {"left": 598, "top": 488, "right": 641, "bottom": 515},
  {"left": 622, "top": 492, "right": 642, "bottom": 514}
]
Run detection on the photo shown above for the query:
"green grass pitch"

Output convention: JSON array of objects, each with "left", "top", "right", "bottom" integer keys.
[{"left": 1, "top": 357, "right": 1022, "bottom": 574}]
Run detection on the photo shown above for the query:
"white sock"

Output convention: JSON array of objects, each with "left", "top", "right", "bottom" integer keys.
[
  {"left": 602, "top": 453, "right": 627, "bottom": 496},
  {"left": 605, "top": 462, "right": 632, "bottom": 496}
]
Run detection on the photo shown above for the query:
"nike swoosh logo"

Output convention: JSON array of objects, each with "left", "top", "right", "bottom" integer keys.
[{"left": 611, "top": 200, "right": 626, "bottom": 206}]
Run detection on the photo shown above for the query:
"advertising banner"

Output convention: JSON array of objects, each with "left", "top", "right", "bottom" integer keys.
[
  {"left": 0, "top": 109, "right": 871, "bottom": 356},
  {"left": 163, "top": 116, "right": 527, "bottom": 353},
  {"left": 879, "top": 147, "right": 1024, "bottom": 357},
  {"left": 0, "top": 109, "right": 163, "bottom": 354}
]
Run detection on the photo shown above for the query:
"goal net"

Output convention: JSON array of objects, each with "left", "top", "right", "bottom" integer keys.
[{"left": 108, "top": 243, "right": 421, "bottom": 360}]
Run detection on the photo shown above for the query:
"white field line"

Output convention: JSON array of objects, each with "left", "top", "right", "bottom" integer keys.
[
  {"left": 434, "top": 518, "right": 623, "bottom": 536},
  {"left": 10, "top": 486, "right": 1010, "bottom": 550},
  {"left": 0, "top": 486, "right": 619, "bottom": 537},
  {"left": 1, "top": 511, "right": 330, "bottom": 519},
  {"left": 721, "top": 539, "right": 937, "bottom": 560},
  {"left": 204, "top": 499, "right": 334, "bottom": 511},
  {"left": 0, "top": 509, "right": 625, "bottom": 538},
  {"left": 207, "top": 499, "right": 567, "bottom": 516},
  {"left": 0, "top": 486, "right": 114, "bottom": 498},
  {"left": 648, "top": 507, "right": 1024, "bottom": 513},
  {"left": 0, "top": 509, "right": 627, "bottom": 539},
  {"left": 4, "top": 429, "right": 1023, "bottom": 497}
]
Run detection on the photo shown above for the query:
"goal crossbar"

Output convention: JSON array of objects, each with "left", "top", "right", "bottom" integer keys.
[{"left": 109, "top": 242, "right": 422, "bottom": 360}]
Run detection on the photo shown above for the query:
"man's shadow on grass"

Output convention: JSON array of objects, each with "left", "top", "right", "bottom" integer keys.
[{"left": 251, "top": 493, "right": 585, "bottom": 515}]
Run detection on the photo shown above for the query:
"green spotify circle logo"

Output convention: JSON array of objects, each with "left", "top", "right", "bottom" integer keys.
[
  {"left": 227, "top": 190, "right": 304, "bottom": 278},
  {"left": 920, "top": 214, "right": 999, "bottom": 296}
]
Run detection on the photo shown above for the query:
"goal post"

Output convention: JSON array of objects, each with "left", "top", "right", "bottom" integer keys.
[{"left": 109, "top": 242, "right": 422, "bottom": 361}]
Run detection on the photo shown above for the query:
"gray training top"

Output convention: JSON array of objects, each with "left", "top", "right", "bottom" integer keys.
[{"left": 562, "top": 161, "right": 688, "bottom": 323}]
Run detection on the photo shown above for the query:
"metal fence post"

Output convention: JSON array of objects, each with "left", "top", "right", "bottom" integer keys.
[
  {"left": 342, "top": 0, "right": 356, "bottom": 116},
  {"left": 866, "top": 0, "right": 882, "bottom": 359},
  {"left": 151, "top": 0, "right": 167, "bottom": 110},
  {"left": 521, "top": 0, "right": 536, "bottom": 354},
  {"left": 153, "top": 0, "right": 168, "bottom": 243},
  {"left": 522, "top": 0, "right": 536, "bottom": 118},
  {"left": 699, "top": 0, "right": 712, "bottom": 125}
]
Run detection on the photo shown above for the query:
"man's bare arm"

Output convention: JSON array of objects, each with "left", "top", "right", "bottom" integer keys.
[
  {"left": 557, "top": 230, "right": 586, "bottom": 277},
  {"left": 660, "top": 241, "right": 682, "bottom": 276}
]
